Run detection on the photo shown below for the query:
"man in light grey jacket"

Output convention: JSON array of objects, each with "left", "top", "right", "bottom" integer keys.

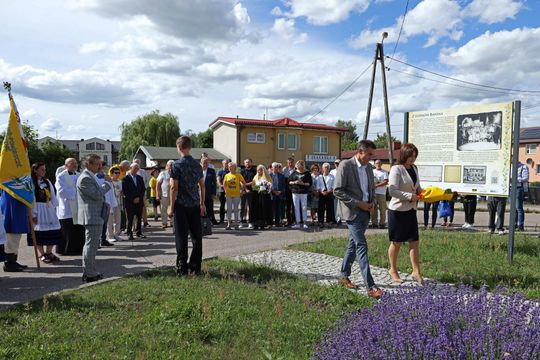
[
  {"left": 334, "top": 140, "right": 384, "bottom": 300},
  {"left": 77, "top": 154, "right": 111, "bottom": 283}
]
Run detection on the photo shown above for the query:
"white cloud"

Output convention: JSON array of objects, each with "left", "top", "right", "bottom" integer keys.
[
  {"left": 272, "top": 18, "right": 308, "bottom": 43},
  {"left": 464, "top": 0, "right": 523, "bottom": 24},
  {"left": 350, "top": 0, "right": 463, "bottom": 49},
  {"left": 271, "top": 6, "right": 283, "bottom": 16},
  {"left": 284, "top": 0, "right": 370, "bottom": 25},
  {"left": 75, "top": 0, "right": 251, "bottom": 43},
  {"left": 41, "top": 118, "right": 62, "bottom": 132}
]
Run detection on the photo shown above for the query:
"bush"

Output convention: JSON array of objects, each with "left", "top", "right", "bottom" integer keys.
[{"left": 313, "top": 284, "right": 540, "bottom": 359}]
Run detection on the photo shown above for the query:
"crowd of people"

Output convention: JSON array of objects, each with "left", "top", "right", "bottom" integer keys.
[{"left": 0, "top": 135, "right": 530, "bottom": 298}]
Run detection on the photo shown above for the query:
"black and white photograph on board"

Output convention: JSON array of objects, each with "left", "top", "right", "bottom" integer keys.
[
  {"left": 456, "top": 111, "right": 502, "bottom": 151},
  {"left": 463, "top": 166, "right": 487, "bottom": 184}
]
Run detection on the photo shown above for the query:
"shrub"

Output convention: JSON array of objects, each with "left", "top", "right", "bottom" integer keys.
[{"left": 313, "top": 284, "right": 540, "bottom": 359}]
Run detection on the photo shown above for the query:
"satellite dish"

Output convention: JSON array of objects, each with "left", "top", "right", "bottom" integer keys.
[{"left": 526, "top": 158, "right": 533, "bottom": 166}]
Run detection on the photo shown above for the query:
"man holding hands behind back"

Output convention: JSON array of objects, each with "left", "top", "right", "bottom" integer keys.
[
  {"left": 168, "top": 136, "right": 206, "bottom": 276},
  {"left": 77, "top": 154, "right": 111, "bottom": 283},
  {"left": 334, "top": 140, "right": 384, "bottom": 300}
]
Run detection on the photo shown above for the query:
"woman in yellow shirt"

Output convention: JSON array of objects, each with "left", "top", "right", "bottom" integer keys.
[
  {"left": 223, "top": 162, "right": 246, "bottom": 230},
  {"left": 149, "top": 168, "right": 160, "bottom": 222}
]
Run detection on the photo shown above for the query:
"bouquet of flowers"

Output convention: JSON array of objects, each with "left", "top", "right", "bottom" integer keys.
[{"left": 255, "top": 179, "right": 272, "bottom": 194}]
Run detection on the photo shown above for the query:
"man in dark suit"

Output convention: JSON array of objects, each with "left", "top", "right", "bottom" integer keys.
[
  {"left": 201, "top": 157, "right": 218, "bottom": 225},
  {"left": 270, "top": 162, "right": 286, "bottom": 226},
  {"left": 122, "top": 163, "right": 146, "bottom": 240}
]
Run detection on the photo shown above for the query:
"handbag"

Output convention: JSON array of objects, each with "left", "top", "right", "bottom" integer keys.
[{"left": 201, "top": 217, "right": 213, "bottom": 236}]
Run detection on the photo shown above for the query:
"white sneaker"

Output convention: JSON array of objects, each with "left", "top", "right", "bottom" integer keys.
[
  {"left": 468, "top": 225, "right": 475, "bottom": 230},
  {"left": 248, "top": 223, "right": 254, "bottom": 229},
  {"left": 239, "top": 223, "right": 246, "bottom": 228},
  {"left": 291, "top": 224, "right": 300, "bottom": 229},
  {"left": 108, "top": 238, "right": 117, "bottom": 243},
  {"left": 498, "top": 230, "right": 505, "bottom": 235},
  {"left": 302, "top": 224, "right": 309, "bottom": 229},
  {"left": 462, "top": 223, "right": 470, "bottom": 229}
]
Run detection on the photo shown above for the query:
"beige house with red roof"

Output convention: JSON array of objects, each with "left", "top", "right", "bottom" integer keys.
[{"left": 209, "top": 117, "right": 347, "bottom": 166}]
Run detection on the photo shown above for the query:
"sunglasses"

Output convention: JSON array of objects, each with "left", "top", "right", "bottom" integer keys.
[{"left": 112, "top": 172, "right": 120, "bottom": 174}]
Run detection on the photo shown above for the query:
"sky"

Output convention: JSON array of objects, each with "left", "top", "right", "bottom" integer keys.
[{"left": 1, "top": 0, "right": 539, "bottom": 141}]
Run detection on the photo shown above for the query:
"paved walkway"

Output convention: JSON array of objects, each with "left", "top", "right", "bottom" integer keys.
[
  {"left": 2, "top": 208, "right": 539, "bottom": 308},
  {"left": 237, "top": 250, "right": 422, "bottom": 294}
]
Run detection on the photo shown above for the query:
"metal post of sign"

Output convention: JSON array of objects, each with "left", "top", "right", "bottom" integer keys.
[{"left": 507, "top": 100, "right": 521, "bottom": 264}]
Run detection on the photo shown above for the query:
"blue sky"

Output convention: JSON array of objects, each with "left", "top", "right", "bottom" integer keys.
[{"left": 1, "top": 0, "right": 539, "bottom": 141}]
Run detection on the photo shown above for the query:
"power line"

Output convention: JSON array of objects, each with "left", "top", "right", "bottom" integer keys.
[
  {"left": 388, "top": 0, "right": 410, "bottom": 64},
  {"left": 386, "top": 66, "right": 538, "bottom": 97},
  {"left": 306, "top": 61, "right": 374, "bottom": 122},
  {"left": 386, "top": 56, "right": 540, "bottom": 94}
]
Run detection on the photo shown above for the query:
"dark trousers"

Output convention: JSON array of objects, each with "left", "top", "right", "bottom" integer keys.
[
  {"left": 126, "top": 203, "right": 143, "bottom": 236},
  {"left": 443, "top": 201, "right": 455, "bottom": 223},
  {"left": 204, "top": 196, "right": 216, "bottom": 223},
  {"left": 174, "top": 204, "right": 202, "bottom": 274},
  {"left": 100, "top": 215, "right": 109, "bottom": 241},
  {"left": 120, "top": 209, "right": 126, "bottom": 231},
  {"left": 58, "top": 218, "right": 85, "bottom": 255},
  {"left": 318, "top": 195, "right": 335, "bottom": 224},
  {"left": 285, "top": 188, "right": 295, "bottom": 224},
  {"left": 240, "top": 192, "right": 254, "bottom": 223},
  {"left": 423, "top": 201, "right": 439, "bottom": 228},
  {"left": 218, "top": 192, "right": 226, "bottom": 223},
  {"left": 463, "top": 195, "right": 477, "bottom": 225},
  {"left": 488, "top": 197, "right": 506, "bottom": 231},
  {"left": 272, "top": 197, "right": 282, "bottom": 226}
]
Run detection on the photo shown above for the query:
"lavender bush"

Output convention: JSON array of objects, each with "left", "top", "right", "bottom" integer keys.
[{"left": 313, "top": 284, "right": 540, "bottom": 359}]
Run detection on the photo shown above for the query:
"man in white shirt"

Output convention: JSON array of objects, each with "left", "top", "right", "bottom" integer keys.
[
  {"left": 371, "top": 160, "right": 389, "bottom": 229},
  {"left": 156, "top": 160, "right": 174, "bottom": 229},
  {"left": 330, "top": 159, "right": 341, "bottom": 224}
]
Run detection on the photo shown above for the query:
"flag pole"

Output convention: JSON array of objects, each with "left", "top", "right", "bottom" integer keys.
[
  {"left": 27, "top": 208, "right": 40, "bottom": 269},
  {"left": 3, "top": 83, "right": 40, "bottom": 269}
]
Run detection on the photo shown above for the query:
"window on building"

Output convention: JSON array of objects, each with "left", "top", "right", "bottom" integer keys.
[
  {"left": 85, "top": 142, "right": 95, "bottom": 150},
  {"left": 313, "top": 136, "right": 328, "bottom": 154},
  {"left": 526, "top": 144, "right": 537, "bottom": 154},
  {"left": 247, "top": 132, "right": 265, "bottom": 143},
  {"left": 96, "top": 142, "right": 105, "bottom": 150},
  {"left": 103, "top": 155, "right": 108, "bottom": 164},
  {"left": 537, "top": 164, "right": 540, "bottom": 174},
  {"left": 277, "top": 133, "right": 285, "bottom": 150},
  {"left": 287, "top": 134, "right": 297, "bottom": 150}
]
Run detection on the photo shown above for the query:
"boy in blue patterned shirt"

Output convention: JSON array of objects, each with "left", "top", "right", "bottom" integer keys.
[{"left": 168, "top": 136, "right": 206, "bottom": 275}]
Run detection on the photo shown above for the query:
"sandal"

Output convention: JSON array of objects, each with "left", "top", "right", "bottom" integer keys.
[
  {"left": 47, "top": 253, "right": 61, "bottom": 262},
  {"left": 40, "top": 255, "right": 52, "bottom": 263}
]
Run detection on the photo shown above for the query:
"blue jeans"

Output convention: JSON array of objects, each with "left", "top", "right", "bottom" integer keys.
[
  {"left": 340, "top": 211, "right": 375, "bottom": 290},
  {"left": 516, "top": 188, "right": 525, "bottom": 227}
]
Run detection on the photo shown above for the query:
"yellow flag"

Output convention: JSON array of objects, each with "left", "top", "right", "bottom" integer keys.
[{"left": 0, "top": 96, "right": 34, "bottom": 207}]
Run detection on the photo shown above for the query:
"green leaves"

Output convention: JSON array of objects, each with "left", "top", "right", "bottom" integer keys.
[{"left": 119, "top": 110, "right": 181, "bottom": 160}]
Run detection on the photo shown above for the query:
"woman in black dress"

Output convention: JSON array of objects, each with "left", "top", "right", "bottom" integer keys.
[{"left": 387, "top": 143, "right": 423, "bottom": 284}]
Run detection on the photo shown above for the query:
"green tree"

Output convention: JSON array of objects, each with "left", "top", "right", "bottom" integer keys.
[
  {"left": 192, "top": 128, "right": 213, "bottom": 148},
  {"left": 39, "top": 140, "right": 76, "bottom": 181},
  {"left": 119, "top": 110, "right": 180, "bottom": 160},
  {"left": 373, "top": 132, "right": 397, "bottom": 149},
  {"left": 335, "top": 120, "right": 359, "bottom": 151}
]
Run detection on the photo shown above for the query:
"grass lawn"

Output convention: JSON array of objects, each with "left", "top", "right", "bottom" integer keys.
[
  {"left": 289, "top": 230, "right": 540, "bottom": 299},
  {"left": 0, "top": 259, "right": 372, "bottom": 360}
]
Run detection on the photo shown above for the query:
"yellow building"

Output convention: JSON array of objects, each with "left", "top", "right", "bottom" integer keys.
[{"left": 209, "top": 117, "right": 347, "bottom": 166}]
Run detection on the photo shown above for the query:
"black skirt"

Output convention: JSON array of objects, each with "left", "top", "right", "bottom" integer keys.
[{"left": 388, "top": 209, "right": 419, "bottom": 242}]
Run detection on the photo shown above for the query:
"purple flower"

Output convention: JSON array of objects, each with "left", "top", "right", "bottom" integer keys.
[{"left": 313, "top": 284, "right": 540, "bottom": 360}]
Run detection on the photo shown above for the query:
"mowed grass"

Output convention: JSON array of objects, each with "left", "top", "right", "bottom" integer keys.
[
  {"left": 289, "top": 230, "right": 540, "bottom": 299},
  {"left": 0, "top": 259, "right": 372, "bottom": 360}
]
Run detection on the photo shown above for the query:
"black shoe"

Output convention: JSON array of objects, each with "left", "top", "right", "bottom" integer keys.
[
  {"left": 136, "top": 233, "right": 147, "bottom": 239},
  {"left": 3, "top": 262, "right": 24, "bottom": 272},
  {"left": 100, "top": 240, "right": 114, "bottom": 247},
  {"left": 212, "top": 221, "right": 219, "bottom": 226},
  {"left": 82, "top": 273, "right": 103, "bottom": 283},
  {"left": 517, "top": 226, "right": 525, "bottom": 232},
  {"left": 143, "top": 222, "right": 150, "bottom": 228}
]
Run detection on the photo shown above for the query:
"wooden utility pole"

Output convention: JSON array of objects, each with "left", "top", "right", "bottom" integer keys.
[{"left": 363, "top": 33, "right": 395, "bottom": 165}]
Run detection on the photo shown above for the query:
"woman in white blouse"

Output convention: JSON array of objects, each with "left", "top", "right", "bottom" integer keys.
[{"left": 387, "top": 143, "right": 423, "bottom": 284}]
